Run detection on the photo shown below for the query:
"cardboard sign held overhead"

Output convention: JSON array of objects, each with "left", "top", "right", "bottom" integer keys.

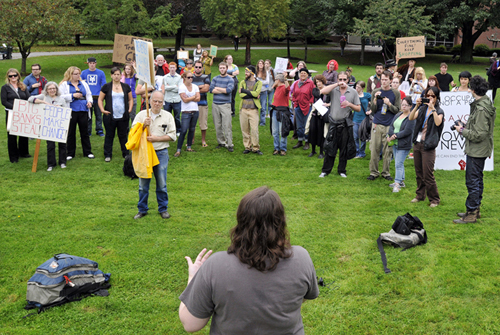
[
  {"left": 134, "top": 39, "right": 155, "bottom": 87},
  {"left": 209, "top": 45, "right": 218, "bottom": 57},
  {"left": 396, "top": 36, "right": 426, "bottom": 59},
  {"left": 112, "top": 34, "right": 153, "bottom": 64},
  {"left": 275, "top": 57, "right": 288, "bottom": 73},
  {"left": 7, "top": 99, "right": 71, "bottom": 143},
  {"left": 177, "top": 50, "right": 189, "bottom": 60}
]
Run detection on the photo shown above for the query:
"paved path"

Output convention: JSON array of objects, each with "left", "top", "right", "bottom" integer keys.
[{"left": 11, "top": 45, "right": 382, "bottom": 60}]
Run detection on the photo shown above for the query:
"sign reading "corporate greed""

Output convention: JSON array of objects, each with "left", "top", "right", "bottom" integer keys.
[
  {"left": 396, "top": 36, "right": 426, "bottom": 59},
  {"left": 7, "top": 99, "right": 71, "bottom": 143},
  {"left": 436, "top": 91, "right": 493, "bottom": 171}
]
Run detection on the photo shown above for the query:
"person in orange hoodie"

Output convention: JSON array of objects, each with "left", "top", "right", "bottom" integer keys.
[{"left": 131, "top": 90, "right": 176, "bottom": 220}]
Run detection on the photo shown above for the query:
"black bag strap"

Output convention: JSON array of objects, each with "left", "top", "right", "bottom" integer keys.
[{"left": 377, "top": 236, "right": 391, "bottom": 274}]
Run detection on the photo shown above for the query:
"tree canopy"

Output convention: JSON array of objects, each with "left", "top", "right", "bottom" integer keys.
[
  {"left": 201, "top": 0, "right": 290, "bottom": 64},
  {"left": 0, "top": 0, "right": 84, "bottom": 74}
]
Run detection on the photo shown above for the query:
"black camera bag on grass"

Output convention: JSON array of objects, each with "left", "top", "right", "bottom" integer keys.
[{"left": 377, "top": 213, "right": 427, "bottom": 274}]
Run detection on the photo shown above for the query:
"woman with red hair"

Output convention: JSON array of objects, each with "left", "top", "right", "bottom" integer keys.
[{"left": 323, "top": 59, "right": 339, "bottom": 85}]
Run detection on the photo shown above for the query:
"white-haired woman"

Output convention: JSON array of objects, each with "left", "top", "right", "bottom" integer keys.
[{"left": 28, "top": 81, "right": 68, "bottom": 171}]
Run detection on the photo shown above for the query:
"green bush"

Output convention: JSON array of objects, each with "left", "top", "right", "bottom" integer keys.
[
  {"left": 474, "top": 44, "right": 490, "bottom": 56},
  {"left": 450, "top": 44, "right": 461, "bottom": 54},
  {"left": 433, "top": 45, "right": 447, "bottom": 53}
]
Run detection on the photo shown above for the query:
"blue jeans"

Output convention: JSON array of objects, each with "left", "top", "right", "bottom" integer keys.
[
  {"left": 163, "top": 102, "right": 181, "bottom": 133},
  {"left": 272, "top": 111, "right": 287, "bottom": 151},
  {"left": 177, "top": 111, "right": 199, "bottom": 151},
  {"left": 392, "top": 146, "right": 410, "bottom": 184},
  {"left": 353, "top": 121, "right": 366, "bottom": 157},
  {"left": 465, "top": 155, "right": 486, "bottom": 211},
  {"left": 138, "top": 149, "right": 169, "bottom": 213},
  {"left": 88, "top": 97, "right": 103, "bottom": 134},
  {"left": 259, "top": 90, "right": 269, "bottom": 126},
  {"left": 294, "top": 106, "right": 310, "bottom": 141}
]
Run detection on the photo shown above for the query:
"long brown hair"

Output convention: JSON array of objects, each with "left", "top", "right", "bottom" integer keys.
[
  {"left": 256, "top": 59, "right": 266, "bottom": 79},
  {"left": 5, "top": 68, "right": 26, "bottom": 90},
  {"left": 228, "top": 186, "right": 292, "bottom": 272}
]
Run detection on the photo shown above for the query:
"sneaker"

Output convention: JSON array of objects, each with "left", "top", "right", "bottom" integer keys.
[
  {"left": 265, "top": 114, "right": 270, "bottom": 118},
  {"left": 340, "top": 173, "right": 347, "bottom": 178},
  {"left": 60, "top": 164, "right": 66, "bottom": 169},
  {"left": 389, "top": 182, "right": 405, "bottom": 188},
  {"left": 392, "top": 184, "right": 401, "bottom": 193},
  {"left": 160, "top": 211, "right": 171, "bottom": 219},
  {"left": 67, "top": 156, "right": 73, "bottom": 161},
  {"left": 98, "top": 132, "right": 104, "bottom": 137},
  {"left": 367, "top": 175, "right": 377, "bottom": 180},
  {"left": 47, "top": 166, "right": 53, "bottom": 172},
  {"left": 227, "top": 147, "right": 234, "bottom": 152},
  {"left": 253, "top": 150, "right": 263, "bottom": 155},
  {"left": 319, "top": 172, "right": 327, "bottom": 178},
  {"left": 411, "top": 198, "right": 422, "bottom": 203},
  {"left": 105, "top": 157, "right": 111, "bottom": 162},
  {"left": 408, "top": 153, "right": 414, "bottom": 159},
  {"left": 215, "top": 144, "right": 225, "bottom": 149},
  {"left": 134, "top": 212, "right": 147, "bottom": 219},
  {"left": 429, "top": 203, "right": 439, "bottom": 208},
  {"left": 88, "top": 154, "right": 95, "bottom": 159}
]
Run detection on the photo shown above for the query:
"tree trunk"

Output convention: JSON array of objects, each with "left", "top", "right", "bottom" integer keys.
[
  {"left": 359, "top": 38, "right": 365, "bottom": 65},
  {"left": 181, "top": 26, "right": 186, "bottom": 46},
  {"left": 75, "top": 34, "right": 81, "bottom": 46},
  {"left": 21, "top": 55, "right": 27, "bottom": 76},
  {"left": 245, "top": 36, "right": 251, "bottom": 65},
  {"left": 460, "top": 22, "right": 477, "bottom": 63},
  {"left": 304, "top": 38, "right": 308, "bottom": 62},
  {"left": 175, "top": 27, "right": 182, "bottom": 51},
  {"left": 287, "top": 29, "right": 291, "bottom": 59}
]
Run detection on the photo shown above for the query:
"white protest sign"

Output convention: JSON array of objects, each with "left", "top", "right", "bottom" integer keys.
[
  {"left": 7, "top": 99, "right": 71, "bottom": 143},
  {"left": 313, "top": 98, "right": 328, "bottom": 116},
  {"left": 436, "top": 91, "right": 493, "bottom": 171},
  {"left": 134, "top": 39, "right": 155, "bottom": 87},
  {"left": 275, "top": 57, "right": 288, "bottom": 73}
]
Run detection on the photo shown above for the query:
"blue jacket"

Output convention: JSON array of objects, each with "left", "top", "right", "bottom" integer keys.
[{"left": 23, "top": 74, "right": 47, "bottom": 96}]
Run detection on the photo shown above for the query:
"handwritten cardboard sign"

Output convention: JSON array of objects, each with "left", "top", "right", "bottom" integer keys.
[
  {"left": 436, "top": 91, "right": 493, "bottom": 171},
  {"left": 209, "top": 45, "right": 218, "bottom": 57},
  {"left": 113, "top": 34, "right": 153, "bottom": 64},
  {"left": 275, "top": 57, "right": 288, "bottom": 73},
  {"left": 134, "top": 39, "right": 155, "bottom": 87},
  {"left": 396, "top": 36, "right": 426, "bottom": 59},
  {"left": 7, "top": 100, "right": 71, "bottom": 143}
]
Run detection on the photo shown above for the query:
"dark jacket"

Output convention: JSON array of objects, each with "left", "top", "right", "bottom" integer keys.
[
  {"left": 100, "top": 82, "right": 131, "bottom": 120},
  {"left": 412, "top": 105, "right": 445, "bottom": 150},
  {"left": 463, "top": 95, "right": 496, "bottom": 158},
  {"left": 270, "top": 105, "right": 292, "bottom": 138},
  {"left": 1, "top": 84, "right": 30, "bottom": 111},
  {"left": 388, "top": 112, "right": 416, "bottom": 150},
  {"left": 324, "top": 117, "right": 356, "bottom": 159}
]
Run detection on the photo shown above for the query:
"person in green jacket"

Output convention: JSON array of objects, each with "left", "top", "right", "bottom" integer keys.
[
  {"left": 453, "top": 75, "right": 496, "bottom": 224},
  {"left": 239, "top": 65, "right": 263, "bottom": 155}
]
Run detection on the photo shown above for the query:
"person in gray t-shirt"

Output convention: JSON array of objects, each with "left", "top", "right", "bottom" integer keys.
[
  {"left": 179, "top": 186, "right": 319, "bottom": 334},
  {"left": 319, "top": 71, "right": 361, "bottom": 178}
]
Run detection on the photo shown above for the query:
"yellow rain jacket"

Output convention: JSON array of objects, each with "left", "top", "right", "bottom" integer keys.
[{"left": 126, "top": 123, "right": 159, "bottom": 179}]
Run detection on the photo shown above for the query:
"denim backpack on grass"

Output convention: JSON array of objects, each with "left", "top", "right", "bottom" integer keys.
[{"left": 24, "top": 254, "right": 111, "bottom": 316}]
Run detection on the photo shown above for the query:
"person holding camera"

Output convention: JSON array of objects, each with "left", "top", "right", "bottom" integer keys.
[
  {"left": 453, "top": 76, "right": 496, "bottom": 224},
  {"left": 408, "top": 86, "right": 444, "bottom": 207}
]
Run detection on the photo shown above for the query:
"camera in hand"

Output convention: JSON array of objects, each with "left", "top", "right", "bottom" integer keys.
[
  {"left": 450, "top": 120, "right": 465, "bottom": 131},
  {"left": 421, "top": 98, "right": 430, "bottom": 104},
  {"left": 376, "top": 95, "right": 384, "bottom": 100}
]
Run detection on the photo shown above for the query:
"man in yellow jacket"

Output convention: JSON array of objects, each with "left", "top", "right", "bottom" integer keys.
[{"left": 132, "top": 91, "right": 177, "bottom": 219}]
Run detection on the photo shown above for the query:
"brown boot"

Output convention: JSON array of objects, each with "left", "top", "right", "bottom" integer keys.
[
  {"left": 453, "top": 210, "right": 479, "bottom": 224},
  {"left": 457, "top": 210, "right": 481, "bottom": 219},
  {"left": 293, "top": 141, "right": 303, "bottom": 149}
]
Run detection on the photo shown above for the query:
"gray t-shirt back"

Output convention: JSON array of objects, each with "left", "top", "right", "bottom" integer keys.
[{"left": 179, "top": 245, "right": 319, "bottom": 335}]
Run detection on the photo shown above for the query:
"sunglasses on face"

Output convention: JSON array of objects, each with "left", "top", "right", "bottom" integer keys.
[
  {"left": 186, "top": 77, "right": 193, "bottom": 79},
  {"left": 426, "top": 94, "right": 436, "bottom": 98},
  {"left": 8, "top": 74, "right": 18, "bottom": 78},
  {"left": 194, "top": 66, "right": 202, "bottom": 68}
]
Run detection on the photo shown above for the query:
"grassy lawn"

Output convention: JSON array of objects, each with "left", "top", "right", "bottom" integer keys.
[{"left": 0, "top": 48, "right": 499, "bottom": 334}]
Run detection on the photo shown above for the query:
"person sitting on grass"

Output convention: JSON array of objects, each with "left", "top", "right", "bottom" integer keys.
[{"left": 179, "top": 186, "right": 319, "bottom": 334}]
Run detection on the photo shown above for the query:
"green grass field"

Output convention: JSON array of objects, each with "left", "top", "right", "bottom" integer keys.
[{"left": 1, "top": 45, "right": 499, "bottom": 334}]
